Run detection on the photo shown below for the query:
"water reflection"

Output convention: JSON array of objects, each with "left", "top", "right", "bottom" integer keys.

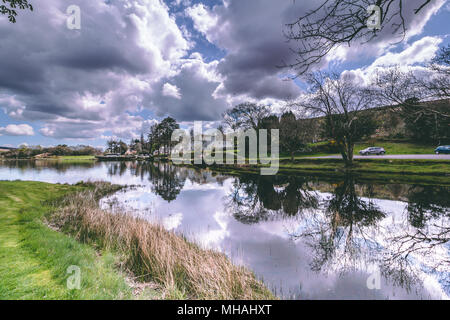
[
  {"left": 0, "top": 160, "right": 448, "bottom": 299},
  {"left": 226, "top": 173, "right": 449, "bottom": 297},
  {"left": 227, "top": 175, "right": 319, "bottom": 224},
  {"left": 291, "top": 175, "right": 386, "bottom": 273},
  {"left": 0, "top": 159, "right": 95, "bottom": 172}
]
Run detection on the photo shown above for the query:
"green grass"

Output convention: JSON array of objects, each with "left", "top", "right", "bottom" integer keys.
[
  {"left": 287, "top": 141, "right": 436, "bottom": 158},
  {"left": 243, "top": 141, "right": 438, "bottom": 161},
  {"left": 353, "top": 141, "right": 435, "bottom": 155},
  {"left": 0, "top": 181, "right": 154, "bottom": 300},
  {"left": 57, "top": 155, "right": 97, "bottom": 161},
  {"left": 279, "top": 152, "right": 335, "bottom": 159},
  {"left": 192, "top": 158, "right": 450, "bottom": 185}
]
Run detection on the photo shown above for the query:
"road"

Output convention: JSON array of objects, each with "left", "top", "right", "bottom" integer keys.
[{"left": 305, "top": 154, "right": 450, "bottom": 160}]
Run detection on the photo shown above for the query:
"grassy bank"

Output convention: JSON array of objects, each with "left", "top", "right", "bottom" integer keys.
[
  {"left": 353, "top": 141, "right": 435, "bottom": 155},
  {"left": 0, "top": 181, "right": 136, "bottom": 299},
  {"left": 56, "top": 155, "right": 97, "bottom": 161},
  {"left": 0, "top": 155, "right": 97, "bottom": 162},
  {"left": 0, "top": 181, "right": 273, "bottom": 300},
  {"left": 183, "top": 158, "right": 450, "bottom": 186},
  {"left": 38, "top": 155, "right": 97, "bottom": 162},
  {"left": 279, "top": 158, "right": 450, "bottom": 175}
]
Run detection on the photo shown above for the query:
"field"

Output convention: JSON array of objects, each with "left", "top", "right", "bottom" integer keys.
[
  {"left": 353, "top": 141, "right": 436, "bottom": 155},
  {"left": 290, "top": 141, "right": 438, "bottom": 158},
  {"left": 38, "top": 155, "right": 97, "bottom": 161},
  {"left": 56, "top": 155, "right": 97, "bottom": 160}
]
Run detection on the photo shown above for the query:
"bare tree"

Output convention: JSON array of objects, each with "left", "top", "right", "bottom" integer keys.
[
  {"left": 375, "top": 67, "right": 449, "bottom": 111},
  {"left": 423, "top": 44, "right": 450, "bottom": 100},
  {"left": 284, "top": 0, "right": 435, "bottom": 75},
  {"left": 296, "top": 71, "right": 378, "bottom": 166},
  {"left": 373, "top": 65, "right": 450, "bottom": 144},
  {"left": 279, "top": 112, "right": 316, "bottom": 162},
  {"left": 223, "top": 102, "right": 270, "bottom": 131},
  {"left": 374, "top": 67, "right": 422, "bottom": 106},
  {"left": 386, "top": 184, "right": 450, "bottom": 273}
]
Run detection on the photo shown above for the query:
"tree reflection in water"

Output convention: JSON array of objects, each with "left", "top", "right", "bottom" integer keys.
[
  {"left": 301, "top": 175, "right": 385, "bottom": 274},
  {"left": 101, "top": 162, "right": 449, "bottom": 295},
  {"left": 227, "top": 175, "right": 319, "bottom": 224},
  {"left": 0, "top": 159, "right": 95, "bottom": 173},
  {"left": 227, "top": 172, "right": 449, "bottom": 294},
  {"left": 107, "top": 161, "right": 128, "bottom": 177},
  {"left": 382, "top": 185, "right": 450, "bottom": 291},
  {"left": 118, "top": 162, "right": 229, "bottom": 202},
  {"left": 132, "top": 162, "right": 187, "bottom": 202}
]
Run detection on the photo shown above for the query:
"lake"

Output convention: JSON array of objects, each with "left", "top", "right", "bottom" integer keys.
[{"left": 1, "top": 159, "right": 449, "bottom": 300}]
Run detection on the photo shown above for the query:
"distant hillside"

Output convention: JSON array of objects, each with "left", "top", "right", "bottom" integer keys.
[
  {"left": 306, "top": 99, "right": 449, "bottom": 143},
  {"left": 368, "top": 99, "right": 449, "bottom": 141}
]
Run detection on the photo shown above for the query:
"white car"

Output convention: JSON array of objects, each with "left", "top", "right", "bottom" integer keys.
[{"left": 359, "top": 147, "right": 386, "bottom": 156}]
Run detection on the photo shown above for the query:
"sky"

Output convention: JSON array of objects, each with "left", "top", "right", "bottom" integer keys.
[{"left": 0, "top": 0, "right": 449, "bottom": 148}]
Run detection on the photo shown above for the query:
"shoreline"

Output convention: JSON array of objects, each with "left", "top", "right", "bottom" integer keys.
[
  {"left": 1, "top": 156, "right": 449, "bottom": 185},
  {"left": 174, "top": 158, "right": 450, "bottom": 186},
  {"left": 0, "top": 181, "right": 274, "bottom": 300}
]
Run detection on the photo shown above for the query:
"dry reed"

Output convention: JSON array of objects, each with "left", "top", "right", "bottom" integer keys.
[{"left": 49, "top": 182, "right": 274, "bottom": 300}]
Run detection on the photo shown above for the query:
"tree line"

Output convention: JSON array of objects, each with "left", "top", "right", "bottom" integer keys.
[
  {"left": 106, "top": 117, "right": 180, "bottom": 157},
  {"left": 222, "top": 46, "right": 449, "bottom": 167},
  {"left": 1, "top": 144, "right": 102, "bottom": 159},
  {"left": 114, "top": 44, "right": 448, "bottom": 166}
]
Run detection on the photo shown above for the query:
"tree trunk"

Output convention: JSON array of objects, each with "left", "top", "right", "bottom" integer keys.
[
  {"left": 339, "top": 141, "right": 354, "bottom": 167},
  {"left": 340, "top": 148, "right": 348, "bottom": 165},
  {"left": 345, "top": 143, "right": 354, "bottom": 167},
  {"left": 291, "top": 152, "right": 295, "bottom": 163}
]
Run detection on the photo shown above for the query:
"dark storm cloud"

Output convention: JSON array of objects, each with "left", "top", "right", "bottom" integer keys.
[
  {"left": 0, "top": 0, "right": 445, "bottom": 142},
  {"left": 0, "top": 0, "right": 191, "bottom": 140},
  {"left": 53, "top": 46, "right": 144, "bottom": 73},
  {"left": 188, "top": 0, "right": 445, "bottom": 99},
  {"left": 204, "top": 0, "right": 310, "bottom": 99},
  {"left": 148, "top": 55, "right": 228, "bottom": 121}
]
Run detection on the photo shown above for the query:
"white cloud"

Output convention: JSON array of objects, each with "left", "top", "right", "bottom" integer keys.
[
  {"left": 147, "top": 54, "right": 229, "bottom": 121},
  {"left": 341, "top": 36, "right": 444, "bottom": 88},
  {"left": 0, "top": 0, "right": 192, "bottom": 141},
  {"left": 162, "top": 83, "right": 182, "bottom": 99},
  {"left": 0, "top": 0, "right": 446, "bottom": 144},
  {"left": 185, "top": 4, "right": 218, "bottom": 41},
  {"left": 0, "top": 124, "right": 34, "bottom": 136},
  {"left": 371, "top": 36, "right": 443, "bottom": 67},
  {"left": 184, "top": 0, "right": 446, "bottom": 102}
]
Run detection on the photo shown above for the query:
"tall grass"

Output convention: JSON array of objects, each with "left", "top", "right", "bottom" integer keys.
[{"left": 48, "top": 182, "right": 274, "bottom": 300}]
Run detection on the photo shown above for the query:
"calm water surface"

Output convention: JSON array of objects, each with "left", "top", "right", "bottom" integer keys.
[{"left": 1, "top": 160, "right": 449, "bottom": 300}]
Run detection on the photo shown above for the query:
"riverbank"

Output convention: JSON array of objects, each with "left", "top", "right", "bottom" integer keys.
[
  {"left": 0, "top": 155, "right": 97, "bottom": 162},
  {"left": 0, "top": 181, "right": 137, "bottom": 299},
  {"left": 0, "top": 181, "right": 273, "bottom": 300},
  {"left": 180, "top": 158, "right": 450, "bottom": 186},
  {"left": 3, "top": 154, "right": 448, "bottom": 185}
]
